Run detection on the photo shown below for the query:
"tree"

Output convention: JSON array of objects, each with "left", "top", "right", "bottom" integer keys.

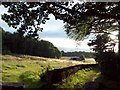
[
  {"left": 79, "top": 54, "right": 85, "bottom": 61},
  {"left": 1, "top": 1, "right": 120, "bottom": 80},
  {"left": 2, "top": 30, "right": 61, "bottom": 58},
  {"left": 1, "top": 2, "right": 120, "bottom": 53},
  {"left": 88, "top": 33, "right": 116, "bottom": 53},
  {"left": 61, "top": 50, "right": 65, "bottom": 56}
]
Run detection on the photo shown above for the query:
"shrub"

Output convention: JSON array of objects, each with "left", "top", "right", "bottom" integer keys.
[
  {"left": 19, "top": 71, "right": 41, "bottom": 88},
  {"left": 2, "top": 50, "right": 12, "bottom": 55},
  {"left": 96, "top": 52, "right": 119, "bottom": 81}
]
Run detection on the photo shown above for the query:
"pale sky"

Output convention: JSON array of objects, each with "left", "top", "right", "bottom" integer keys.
[
  {"left": 0, "top": 4, "right": 118, "bottom": 52},
  {"left": 0, "top": 4, "right": 92, "bottom": 52}
]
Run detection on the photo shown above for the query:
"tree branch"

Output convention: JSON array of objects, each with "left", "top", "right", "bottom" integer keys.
[{"left": 51, "top": 3, "right": 119, "bottom": 20}]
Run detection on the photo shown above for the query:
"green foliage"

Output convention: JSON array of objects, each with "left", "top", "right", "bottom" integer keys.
[
  {"left": 1, "top": 2, "right": 120, "bottom": 55},
  {"left": 62, "top": 51, "right": 94, "bottom": 58},
  {"left": 88, "top": 33, "right": 115, "bottom": 54},
  {"left": 2, "top": 2, "right": 119, "bottom": 39},
  {"left": 1, "top": 2, "right": 119, "bottom": 55},
  {"left": 88, "top": 35, "right": 119, "bottom": 81},
  {"left": 79, "top": 54, "right": 85, "bottom": 60},
  {"left": 2, "top": 30, "right": 61, "bottom": 58},
  {"left": 19, "top": 71, "right": 40, "bottom": 88},
  {"left": 64, "top": 17, "right": 92, "bottom": 41},
  {"left": 2, "top": 50, "right": 12, "bottom": 55},
  {"left": 55, "top": 67, "right": 99, "bottom": 88},
  {"left": 2, "top": 54, "right": 79, "bottom": 88},
  {"left": 1, "top": 2, "right": 49, "bottom": 38}
]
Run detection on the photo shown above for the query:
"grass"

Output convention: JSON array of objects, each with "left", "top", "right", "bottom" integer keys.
[
  {"left": 1, "top": 54, "right": 99, "bottom": 88},
  {"left": 54, "top": 66, "right": 100, "bottom": 89},
  {"left": 1, "top": 54, "right": 81, "bottom": 88}
]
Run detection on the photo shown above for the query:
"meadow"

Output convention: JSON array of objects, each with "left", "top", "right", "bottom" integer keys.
[{"left": 0, "top": 54, "right": 99, "bottom": 88}]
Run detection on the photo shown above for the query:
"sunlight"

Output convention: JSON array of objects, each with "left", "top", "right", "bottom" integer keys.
[
  {"left": 114, "top": 43, "right": 118, "bottom": 53},
  {"left": 109, "top": 31, "right": 118, "bottom": 53},
  {"left": 110, "top": 31, "right": 118, "bottom": 40},
  {"left": 41, "top": 37, "right": 91, "bottom": 52}
]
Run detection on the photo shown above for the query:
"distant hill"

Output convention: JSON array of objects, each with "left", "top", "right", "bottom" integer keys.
[{"left": 61, "top": 51, "right": 95, "bottom": 58}]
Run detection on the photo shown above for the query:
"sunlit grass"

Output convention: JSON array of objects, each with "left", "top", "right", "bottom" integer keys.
[
  {"left": 1, "top": 54, "right": 98, "bottom": 88},
  {"left": 54, "top": 67, "right": 100, "bottom": 89},
  {"left": 1, "top": 54, "right": 82, "bottom": 88}
]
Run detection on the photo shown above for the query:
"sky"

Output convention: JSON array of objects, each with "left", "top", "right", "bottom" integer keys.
[{"left": 0, "top": 3, "right": 118, "bottom": 52}]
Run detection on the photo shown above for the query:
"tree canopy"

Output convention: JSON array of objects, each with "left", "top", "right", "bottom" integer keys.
[
  {"left": 1, "top": 1, "right": 120, "bottom": 82},
  {"left": 1, "top": 2, "right": 120, "bottom": 53}
]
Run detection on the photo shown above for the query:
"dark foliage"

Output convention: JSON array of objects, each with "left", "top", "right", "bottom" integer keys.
[
  {"left": 88, "top": 34, "right": 116, "bottom": 54},
  {"left": 1, "top": 2, "right": 120, "bottom": 82},
  {"left": 2, "top": 30, "right": 61, "bottom": 58},
  {"left": 88, "top": 33, "right": 120, "bottom": 81},
  {"left": 1, "top": 2, "right": 120, "bottom": 54},
  {"left": 1, "top": 82, "right": 24, "bottom": 90},
  {"left": 62, "top": 51, "right": 94, "bottom": 58}
]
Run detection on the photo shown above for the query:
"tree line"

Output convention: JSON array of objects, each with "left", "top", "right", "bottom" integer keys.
[
  {"left": 2, "top": 29, "right": 61, "bottom": 58},
  {"left": 61, "top": 51, "right": 94, "bottom": 58},
  {"left": 1, "top": 2, "right": 120, "bottom": 82}
]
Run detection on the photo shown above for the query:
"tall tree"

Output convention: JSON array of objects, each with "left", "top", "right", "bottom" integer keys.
[
  {"left": 2, "top": 1, "right": 120, "bottom": 81},
  {"left": 1, "top": 2, "right": 120, "bottom": 53}
]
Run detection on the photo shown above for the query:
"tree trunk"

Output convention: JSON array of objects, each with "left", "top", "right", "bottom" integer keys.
[
  {"left": 118, "top": 21, "right": 120, "bottom": 55},
  {"left": 118, "top": 20, "right": 120, "bottom": 82}
]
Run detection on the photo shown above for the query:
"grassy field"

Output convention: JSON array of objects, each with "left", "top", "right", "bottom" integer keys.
[{"left": 0, "top": 54, "right": 98, "bottom": 88}]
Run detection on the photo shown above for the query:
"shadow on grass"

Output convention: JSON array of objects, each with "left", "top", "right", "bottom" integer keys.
[{"left": 82, "top": 73, "right": 120, "bottom": 90}]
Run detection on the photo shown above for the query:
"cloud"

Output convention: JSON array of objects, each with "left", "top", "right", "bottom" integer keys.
[
  {"left": 40, "top": 14, "right": 64, "bottom": 32},
  {"left": 39, "top": 28, "right": 68, "bottom": 38},
  {"left": 41, "top": 37, "right": 91, "bottom": 52},
  {"left": 39, "top": 14, "right": 68, "bottom": 38},
  {"left": 0, "top": 5, "right": 92, "bottom": 52},
  {"left": 0, "top": 5, "right": 16, "bottom": 32}
]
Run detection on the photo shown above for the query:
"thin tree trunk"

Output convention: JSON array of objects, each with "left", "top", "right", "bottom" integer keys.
[
  {"left": 118, "top": 20, "right": 120, "bottom": 82},
  {"left": 119, "top": 21, "right": 120, "bottom": 55}
]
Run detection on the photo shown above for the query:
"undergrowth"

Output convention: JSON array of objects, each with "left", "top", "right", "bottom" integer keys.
[{"left": 54, "top": 67, "right": 100, "bottom": 89}]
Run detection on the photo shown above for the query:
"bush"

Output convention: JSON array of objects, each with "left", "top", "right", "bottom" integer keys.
[
  {"left": 2, "top": 50, "right": 12, "bottom": 55},
  {"left": 19, "top": 71, "right": 41, "bottom": 88},
  {"left": 97, "top": 52, "right": 119, "bottom": 81},
  {"left": 79, "top": 54, "right": 85, "bottom": 61}
]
